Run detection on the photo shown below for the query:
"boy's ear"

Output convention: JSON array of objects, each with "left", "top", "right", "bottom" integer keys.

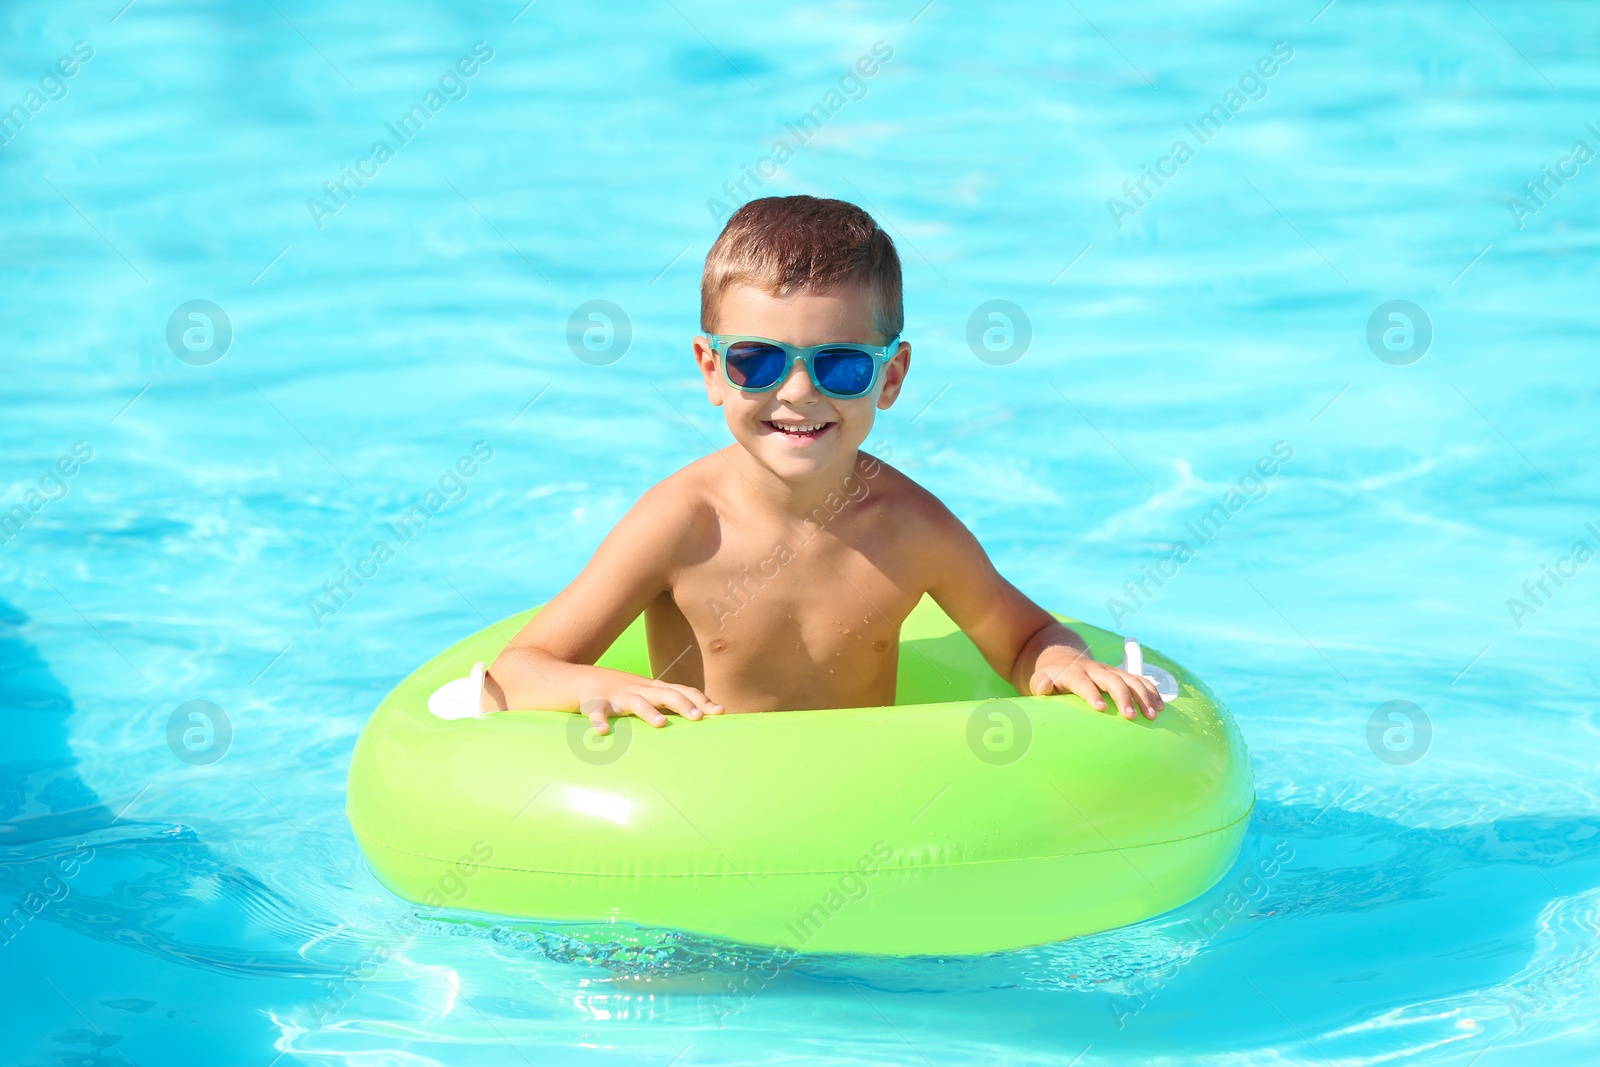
[
  {"left": 875, "top": 341, "right": 911, "bottom": 410},
  {"left": 693, "top": 335, "right": 724, "bottom": 407}
]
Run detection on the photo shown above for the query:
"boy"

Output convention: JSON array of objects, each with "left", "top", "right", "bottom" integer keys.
[{"left": 481, "top": 196, "right": 1162, "bottom": 731}]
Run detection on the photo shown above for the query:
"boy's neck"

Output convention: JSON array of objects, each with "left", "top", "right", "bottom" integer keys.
[{"left": 722, "top": 445, "right": 868, "bottom": 523}]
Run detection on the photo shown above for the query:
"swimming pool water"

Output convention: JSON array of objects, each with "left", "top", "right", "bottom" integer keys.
[{"left": 3, "top": 0, "right": 1598, "bottom": 1063}]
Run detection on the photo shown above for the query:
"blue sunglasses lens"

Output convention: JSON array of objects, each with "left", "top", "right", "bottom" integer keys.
[
  {"left": 814, "top": 348, "right": 877, "bottom": 396},
  {"left": 724, "top": 342, "right": 788, "bottom": 389}
]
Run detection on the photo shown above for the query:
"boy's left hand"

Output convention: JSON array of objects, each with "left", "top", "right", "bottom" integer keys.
[{"left": 1029, "top": 652, "right": 1164, "bottom": 720}]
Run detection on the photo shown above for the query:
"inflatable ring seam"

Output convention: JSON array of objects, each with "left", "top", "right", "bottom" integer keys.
[{"left": 348, "top": 801, "right": 1254, "bottom": 878}]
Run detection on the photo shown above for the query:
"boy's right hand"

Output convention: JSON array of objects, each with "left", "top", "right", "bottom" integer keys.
[
  {"left": 482, "top": 655, "right": 723, "bottom": 729},
  {"left": 579, "top": 679, "right": 724, "bottom": 735}
]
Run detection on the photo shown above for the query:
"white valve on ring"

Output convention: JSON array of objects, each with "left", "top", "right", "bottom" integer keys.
[
  {"left": 427, "top": 661, "right": 488, "bottom": 720},
  {"left": 1121, "top": 638, "right": 1180, "bottom": 701}
]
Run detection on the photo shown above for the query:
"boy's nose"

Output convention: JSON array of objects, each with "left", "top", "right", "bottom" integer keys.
[{"left": 772, "top": 357, "right": 821, "bottom": 403}]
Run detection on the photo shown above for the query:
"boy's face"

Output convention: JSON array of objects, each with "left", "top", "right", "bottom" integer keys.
[{"left": 693, "top": 282, "right": 909, "bottom": 483}]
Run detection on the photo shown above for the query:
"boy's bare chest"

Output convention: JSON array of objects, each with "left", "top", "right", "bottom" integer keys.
[
  {"left": 688, "top": 519, "right": 908, "bottom": 643},
  {"left": 650, "top": 514, "right": 919, "bottom": 708}
]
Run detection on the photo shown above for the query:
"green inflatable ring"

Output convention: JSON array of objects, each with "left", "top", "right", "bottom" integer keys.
[{"left": 346, "top": 595, "right": 1253, "bottom": 956}]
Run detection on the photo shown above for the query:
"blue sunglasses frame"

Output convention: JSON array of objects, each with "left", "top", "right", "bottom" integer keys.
[{"left": 705, "top": 334, "right": 900, "bottom": 400}]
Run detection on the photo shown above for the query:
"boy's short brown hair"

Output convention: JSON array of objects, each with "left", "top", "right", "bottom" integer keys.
[{"left": 700, "top": 196, "right": 903, "bottom": 342}]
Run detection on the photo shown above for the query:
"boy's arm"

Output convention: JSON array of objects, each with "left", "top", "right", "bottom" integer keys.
[
  {"left": 918, "top": 499, "right": 1163, "bottom": 720},
  {"left": 481, "top": 483, "right": 723, "bottom": 732}
]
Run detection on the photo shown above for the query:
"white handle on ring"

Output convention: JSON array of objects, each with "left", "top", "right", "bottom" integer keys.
[
  {"left": 1121, "top": 638, "right": 1180, "bottom": 701},
  {"left": 427, "top": 661, "right": 487, "bottom": 720}
]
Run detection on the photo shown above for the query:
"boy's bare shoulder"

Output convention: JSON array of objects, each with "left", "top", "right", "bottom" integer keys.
[
  {"left": 628, "top": 454, "right": 725, "bottom": 536},
  {"left": 857, "top": 453, "right": 966, "bottom": 539}
]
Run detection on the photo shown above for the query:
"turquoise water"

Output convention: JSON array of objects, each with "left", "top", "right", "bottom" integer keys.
[{"left": 4, "top": 0, "right": 1598, "bottom": 1062}]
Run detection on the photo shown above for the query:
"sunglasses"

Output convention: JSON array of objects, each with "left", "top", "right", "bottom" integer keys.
[{"left": 706, "top": 334, "right": 899, "bottom": 400}]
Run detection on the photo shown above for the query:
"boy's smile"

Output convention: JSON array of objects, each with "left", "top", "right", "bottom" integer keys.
[
  {"left": 694, "top": 282, "right": 909, "bottom": 493},
  {"left": 764, "top": 418, "right": 834, "bottom": 442}
]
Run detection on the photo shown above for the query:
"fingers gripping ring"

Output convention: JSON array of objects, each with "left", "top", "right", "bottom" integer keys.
[{"left": 1122, "top": 638, "right": 1179, "bottom": 701}]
